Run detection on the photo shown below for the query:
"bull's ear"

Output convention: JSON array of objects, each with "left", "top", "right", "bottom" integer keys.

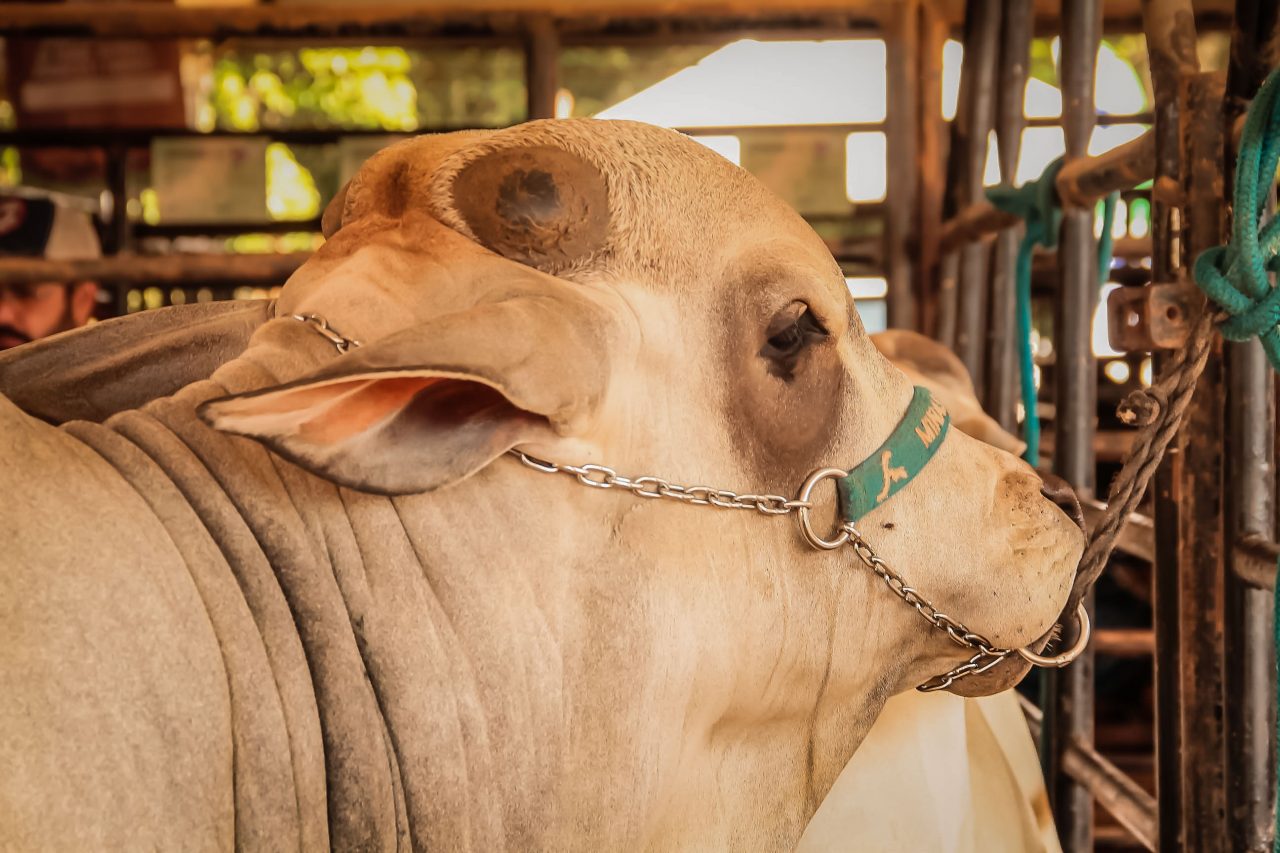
[{"left": 197, "top": 297, "right": 612, "bottom": 495}]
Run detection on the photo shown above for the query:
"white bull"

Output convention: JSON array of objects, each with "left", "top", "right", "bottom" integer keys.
[{"left": 0, "top": 119, "right": 1083, "bottom": 850}]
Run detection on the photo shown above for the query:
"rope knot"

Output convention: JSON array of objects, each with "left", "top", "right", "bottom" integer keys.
[
  {"left": 986, "top": 157, "right": 1065, "bottom": 250},
  {"left": 1117, "top": 388, "right": 1165, "bottom": 426},
  {"left": 1192, "top": 67, "right": 1280, "bottom": 370}
]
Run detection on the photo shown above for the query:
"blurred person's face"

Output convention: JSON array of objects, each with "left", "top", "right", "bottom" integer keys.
[{"left": 0, "top": 281, "right": 98, "bottom": 350}]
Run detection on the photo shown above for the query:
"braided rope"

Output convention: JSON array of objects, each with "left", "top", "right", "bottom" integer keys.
[{"left": 1074, "top": 309, "right": 1218, "bottom": 591}]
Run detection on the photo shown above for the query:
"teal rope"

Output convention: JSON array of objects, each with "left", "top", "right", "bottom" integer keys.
[
  {"left": 1098, "top": 192, "right": 1120, "bottom": 285},
  {"left": 987, "top": 163, "right": 1119, "bottom": 465},
  {"left": 1189, "top": 65, "right": 1280, "bottom": 853}
]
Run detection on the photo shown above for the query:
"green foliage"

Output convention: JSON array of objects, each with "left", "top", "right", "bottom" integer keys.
[{"left": 206, "top": 45, "right": 526, "bottom": 132}]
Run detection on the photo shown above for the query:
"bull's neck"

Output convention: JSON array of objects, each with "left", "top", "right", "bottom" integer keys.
[{"left": 98, "top": 328, "right": 868, "bottom": 851}]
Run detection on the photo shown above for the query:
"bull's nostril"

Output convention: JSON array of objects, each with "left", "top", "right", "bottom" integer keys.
[{"left": 1039, "top": 473, "right": 1086, "bottom": 531}]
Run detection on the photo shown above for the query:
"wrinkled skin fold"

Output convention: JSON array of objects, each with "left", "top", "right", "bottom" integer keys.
[{"left": 0, "top": 119, "right": 1084, "bottom": 850}]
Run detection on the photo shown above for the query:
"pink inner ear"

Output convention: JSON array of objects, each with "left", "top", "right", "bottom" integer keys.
[{"left": 295, "top": 376, "right": 440, "bottom": 445}]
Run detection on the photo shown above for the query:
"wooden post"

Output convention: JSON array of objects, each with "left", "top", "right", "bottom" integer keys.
[
  {"left": 915, "top": 0, "right": 948, "bottom": 338},
  {"left": 948, "top": 0, "right": 1001, "bottom": 396},
  {"left": 524, "top": 16, "right": 560, "bottom": 121},
  {"left": 984, "top": 0, "right": 1032, "bottom": 430},
  {"left": 1042, "top": 1, "right": 1101, "bottom": 850},
  {"left": 885, "top": 0, "right": 920, "bottom": 330}
]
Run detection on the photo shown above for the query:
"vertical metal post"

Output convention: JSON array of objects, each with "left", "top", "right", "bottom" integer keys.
[
  {"left": 524, "top": 16, "right": 559, "bottom": 121},
  {"left": 1225, "top": 298, "right": 1277, "bottom": 853},
  {"left": 886, "top": 0, "right": 921, "bottom": 331},
  {"left": 984, "top": 0, "right": 1032, "bottom": 430},
  {"left": 947, "top": 0, "right": 1001, "bottom": 393},
  {"left": 1224, "top": 3, "right": 1280, "bottom": 848},
  {"left": 1043, "top": 1, "right": 1100, "bottom": 849},
  {"left": 1141, "top": 1, "right": 1200, "bottom": 847},
  {"left": 1177, "top": 68, "right": 1230, "bottom": 853},
  {"left": 916, "top": 0, "right": 948, "bottom": 338}
]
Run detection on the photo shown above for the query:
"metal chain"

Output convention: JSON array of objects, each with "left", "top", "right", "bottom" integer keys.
[
  {"left": 510, "top": 450, "right": 813, "bottom": 516},
  {"left": 290, "top": 313, "right": 363, "bottom": 354},
  {"left": 286, "top": 312, "right": 1021, "bottom": 690},
  {"left": 514, "top": 450, "right": 1011, "bottom": 689},
  {"left": 839, "top": 522, "right": 1012, "bottom": 691}
]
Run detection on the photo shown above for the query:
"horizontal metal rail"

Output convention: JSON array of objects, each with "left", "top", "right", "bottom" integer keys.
[
  {"left": 1081, "top": 498, "right": 1155, "bottom": 563},
  {"left": 0, "top": 1, "right": 888, "bottom": 38},
  {"left": 939, "top": 129, "right": 1155, "bottom": 254},
  {"left": 1234, "top": 534, "right": 1279, "bottom": 590},
  {"left": 0, "top": 122, "right": 891, "bottom": 149},
  {"left": 0, "top": 253, "right": 308, "bottom": 287},
  {"left": 1020, "top": 695, "right": 1158, "bottom": 851},
  {"left": 1095, "top": 628, "right": 1155, "bottom": 657}
]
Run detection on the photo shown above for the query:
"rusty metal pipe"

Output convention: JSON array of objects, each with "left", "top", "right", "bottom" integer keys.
[
  {"left": 0, "top": 253, "right": 310, "bottom": 287},
  {"left": 938, "top": 129, "right": 1155, "bottom": 253}
]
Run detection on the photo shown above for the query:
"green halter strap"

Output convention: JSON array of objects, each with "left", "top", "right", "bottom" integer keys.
[{"left": 838, "top": 386, "right": 951, "bottom": 523}]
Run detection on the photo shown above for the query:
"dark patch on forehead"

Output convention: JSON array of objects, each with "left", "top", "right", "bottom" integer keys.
[
  {"left": 451, "top": 145, "right": 610, "bottom": 271},
  {"left": 498, "top": 168, "right": 559, "bottom": 223}
]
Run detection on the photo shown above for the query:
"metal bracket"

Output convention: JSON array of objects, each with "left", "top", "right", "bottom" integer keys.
[{"left": 1107, "top": 282, "right": 1197, "bottom": 352}]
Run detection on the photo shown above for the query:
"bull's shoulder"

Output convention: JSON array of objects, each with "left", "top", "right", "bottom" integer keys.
[
  {"left": 0, "top": 299, "right": 271, "bottom": 425},
  {"left": 0, "top": 392, "right": 237, "bottom": 849}
]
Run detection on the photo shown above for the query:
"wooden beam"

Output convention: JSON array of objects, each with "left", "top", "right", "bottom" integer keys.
[
  {"left": 0, "top": 1, "right": 896, "bottom": 38},
  {"left": 0, "top": 253, "right": 310, "bottom": 287}
]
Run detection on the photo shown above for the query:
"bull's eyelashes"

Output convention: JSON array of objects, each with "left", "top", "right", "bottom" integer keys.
[{"left": 760, "top": 301, "right": 829, "bottom": 379}]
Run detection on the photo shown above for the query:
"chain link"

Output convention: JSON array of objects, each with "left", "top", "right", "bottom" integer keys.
[
  {"left": 838, "top": 522, "right": 1012, "bottom": 691},
  {"left": 510, "top": 451, "right": 812, "bottom": 517},
  {"left": 290, "top": 313, "right": 362, "bottom": 354},
  {"left": 287, "top": 312, "right": 1018, "bottom": 691}
]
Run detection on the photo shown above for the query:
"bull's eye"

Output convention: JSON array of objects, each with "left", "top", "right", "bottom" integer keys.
[{"left": 761, "top": 302, "right": 828, "bottom": 379}]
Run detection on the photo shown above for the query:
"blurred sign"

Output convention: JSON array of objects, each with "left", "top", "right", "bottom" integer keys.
[
  {"left": 7, "top": 39, "right": 185, "bottom": 128},
  {"left": 152, "top": 138, "right": 267, "bottom": 224}
]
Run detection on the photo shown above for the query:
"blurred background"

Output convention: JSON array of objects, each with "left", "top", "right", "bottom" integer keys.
[{"left": 0, "top": 1, "right": 1225, "bottom": 339}]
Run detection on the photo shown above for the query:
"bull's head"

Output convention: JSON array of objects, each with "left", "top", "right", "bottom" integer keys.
[{"left": 200, "top": 120, "right": 1084, "bottom": 814}]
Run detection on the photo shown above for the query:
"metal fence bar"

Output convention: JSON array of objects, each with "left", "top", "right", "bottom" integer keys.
[
  {"left": 938, "top": 129, "right": 1156, "bottom": 254},
  {"left": 1080, "top": 499, "right": 1155, "bottom": 562},
  {"left": 1042, "top": 2, "right": 1102, "bottom": 850},
  {"left": 945, "top": 0, "right": 1001, "bottom": 391},
  {"left": 1141, "top": 0, "right": 1201, "bottom": 847},
  {"left": 1221, "top": 12, "right": 1279, "bottom": 846},
  {"left": 984, "top": 0, "right": 1032, "bottom": 429},
  {"left": 1020, "top": 696, "right": 1158, "bottom": 851},
  {"left": 1179, "top": 62, "right": 1234, "bottom": 853},
  {"left": 916, "top": 0, "right": 949, "bottom": 339},
  {"left": 0, "top": 253, "right": 310, "bottom": 287},
  {"left": 885, "top": 0, "right": 921, "bottom": 330},
  {"left": 1235, "top": 535, "right": 1280, "bottom": 589}
]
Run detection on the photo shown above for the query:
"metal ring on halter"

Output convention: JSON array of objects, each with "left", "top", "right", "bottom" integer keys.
[
  {"left": 1015, "top": 602, "right": 1091, "bottom": 668},
  {"left": 795, "top": 467, "right": 851, "bottom": 550}
]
